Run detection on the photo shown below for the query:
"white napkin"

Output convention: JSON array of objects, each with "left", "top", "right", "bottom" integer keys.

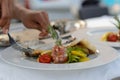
[{"left": 86, "top": 15, "right": 115, "bottom": 28}]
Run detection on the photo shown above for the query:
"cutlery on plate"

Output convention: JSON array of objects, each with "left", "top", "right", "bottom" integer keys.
[
  {"left": 48, "top": 26, "right": 76, "bottom": 45},
  {"left": 8, "top": 33, "right": 34, "bottom": 57},
  {"left": 8, "top": 26, "right": 76, "bottom": 57},
  {"left": 63, "top": 36, "right": 76, "bottom": 45},
  {"left": 61, "top": 35, "right": 72, "bottom": 39}
]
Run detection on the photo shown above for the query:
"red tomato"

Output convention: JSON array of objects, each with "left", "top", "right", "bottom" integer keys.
[
  {"left": 107, "top": 33, "right": 118, "bottom": 42},
  {"left": 39, "top": 54, "right": 51, "bottom": 63}
]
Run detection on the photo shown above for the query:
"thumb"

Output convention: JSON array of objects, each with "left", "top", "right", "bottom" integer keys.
[{"left": 2, "top": 21, "right": 10, "bottom": 34}]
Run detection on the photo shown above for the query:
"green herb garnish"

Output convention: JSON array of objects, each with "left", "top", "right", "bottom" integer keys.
[
  {"left": 48, "top": 26, "right": 62, "bottom": 46},
  {"left": 113, "top": 16, "right": 120, "bottom": 30},
  {"left": 113, "top": 16, "right": 120, "bottom": 40},
  {"left": 66, "top": 46, "right": 85, "bottom": 63}
]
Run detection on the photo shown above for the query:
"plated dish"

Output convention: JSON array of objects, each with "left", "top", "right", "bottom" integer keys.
[
  {"left": 72, "top": 27, "right": 119, "bottom": 45},
  {"left": 23, "top": 39, "right": 96, "bottom": 64},
  {"left": 86, "top": 16, "right": 120, "bottom": 47},
  {"left": 0, "top": 33, "right": 119, "bottom": 70},
  {"left": 86, "top": 27, "right": 120, "bottom": 47},
  {"left": 0, "top": 29, "right": 41, "bottom": 47},
  {"left": 0, "top": 34, "right": 10, "bottom": 47}
]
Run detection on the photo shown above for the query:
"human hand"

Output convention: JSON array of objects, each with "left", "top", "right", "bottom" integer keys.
[
  {"left": 0, "top": 0, "right": 15, "bottom": 33},
  {"left": 0, "top": 0, "right": 50, "bottom": 37},
  {"left": 20, "top": 10, "right": 50, "bottom": 37}
]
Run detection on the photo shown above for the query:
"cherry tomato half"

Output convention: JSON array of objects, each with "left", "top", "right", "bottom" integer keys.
[{"left": 39, "top": 54, "right": 51, "bottom": 63}]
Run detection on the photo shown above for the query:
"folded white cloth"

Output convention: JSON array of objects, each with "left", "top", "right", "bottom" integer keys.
[{"left": 86, "top": 15, "right": 116, "bottom": 28}]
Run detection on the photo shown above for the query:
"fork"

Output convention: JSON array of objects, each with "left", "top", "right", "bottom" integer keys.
[{"left": 8, "top": 33, "right": 34, "bottom": 56}]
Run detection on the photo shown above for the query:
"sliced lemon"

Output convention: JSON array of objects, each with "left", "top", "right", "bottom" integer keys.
[
  {"left": 71, "top": 50, "right": 87, "bottom": 57},
  {"left": 79, "top": 57, "right": 90, "bottom": 62},
  {"left": 41, "top": 50, "right": 52, "bottom": 55},
  {"left": 101, "top": 32, "right": 112, "bottom": 41}
]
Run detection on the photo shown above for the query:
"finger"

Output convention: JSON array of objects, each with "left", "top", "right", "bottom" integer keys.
[
  {"left": 41, "top": 11, "right": 50, "bottom": 25},
  {"left": 25, "top": 21, "right": 49, "bottom": 37},
  {"left": 0, "top": 16, "right": 9, "bottom": 29},
  {"left": 36, "top": 12, "right": 50, "bottom": 36},
  {"left": 23, "top": 21, "right": 43, "bottom": 31},
  {"left": 39, "top": 11, "right": 49, "bottom": 29},
  {"left": 34, "top": 12, "right": 45, "bottom": 29},
  {"left": 39, "top": 30, "right": 48, "bottom": 38},
  {"left": 8, "top": 0, "right": 14, "bottom": 15},
  {"left": 0, "top": 0, "right": 10, "bottom": 27},
  {"left": 0, "top": 7, "right": 2, "bottom": 18},
  {"left": 1, "top": 0, "right": 10, "bottom": 18},
  {"left": 2, "top": 20, "right": 10, "bottom": 34},
  {"left": 23, "top": 20, "right": 48, "bottom": 36},
  {"left": 35, "top": 11, "right": 49, "bottom": 30},
  {"left": 0, "top": 18, "right": 8, "bottom": 28},
  {"left": 40, "top": 29, "right": 48, "bottom": 36}
]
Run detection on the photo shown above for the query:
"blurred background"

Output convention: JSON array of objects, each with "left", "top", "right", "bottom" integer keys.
[{"left": 16, "top": 0, "right": 120, "bottom": 21}]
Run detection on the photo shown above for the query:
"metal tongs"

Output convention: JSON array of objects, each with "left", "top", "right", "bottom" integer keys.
[{"left": 8, "top": 33, "right": 34, "bottom": 57}]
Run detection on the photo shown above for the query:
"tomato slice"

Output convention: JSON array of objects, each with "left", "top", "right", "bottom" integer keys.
[{"left": 39, "top": 54, "right": 51, "bottom": 63}]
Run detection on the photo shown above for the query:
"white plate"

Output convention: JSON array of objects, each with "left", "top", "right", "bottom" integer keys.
[
  {"left": 85, "top": 27, "right": 120, "bottom": 47},
  {"left": 0, "top": 42, "right": 119, "bottom": 70},
  {"left": 72, "top": 28, "right": 120, "bottom": 47}
]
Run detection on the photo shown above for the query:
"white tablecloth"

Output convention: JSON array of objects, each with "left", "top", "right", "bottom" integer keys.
[
  {"left": 0, "top": 16, "right": 120, "bottom": 80},
  {"left": 0, "top": 50, "right": 120, "bottom": 80}
]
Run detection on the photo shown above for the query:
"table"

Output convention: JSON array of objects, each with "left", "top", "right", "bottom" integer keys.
[
  {"left": 0, "top": 50, "right": 120, "bottom": 80},
  {"left": 0, "top": 16, "right": 120, "bottom": 80}
]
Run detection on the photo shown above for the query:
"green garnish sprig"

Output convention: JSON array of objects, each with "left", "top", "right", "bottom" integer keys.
[
  {"left": 113, "top": 16, "right": 120, "bottom": 30},
  {"left": 48, "top": 25, "right": 62, "bottom": 46}
]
